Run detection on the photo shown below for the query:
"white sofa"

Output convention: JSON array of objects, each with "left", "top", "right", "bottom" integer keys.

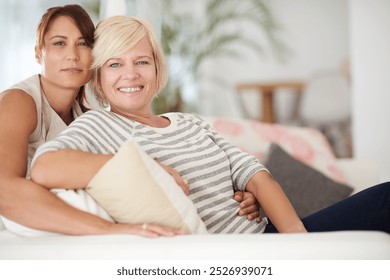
[{"left": 0, "top": 116, "right": 389, "bottom": 260}]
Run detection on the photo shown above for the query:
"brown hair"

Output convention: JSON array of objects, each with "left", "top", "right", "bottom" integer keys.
[{"left": 36, "top": 5, "right": 95, "bottom": 111}]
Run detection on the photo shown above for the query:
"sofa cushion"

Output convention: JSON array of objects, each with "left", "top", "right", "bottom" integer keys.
[
  {"left": 86, "top": 139, "right": 208, "bottom": 234},
  {"left": 264, "top": 143, "right": 353, "bottom": 218},
  {"left": 205, "top": 116, "right": 346, "bottom": 183}
]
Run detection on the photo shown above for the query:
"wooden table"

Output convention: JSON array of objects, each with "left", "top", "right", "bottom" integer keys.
[{"left": 236, "top": 81, "right": 305, "bottom": 123}]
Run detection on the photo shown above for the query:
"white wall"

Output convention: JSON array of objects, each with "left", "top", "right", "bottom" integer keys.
[
  {"left": 198, "top": 0, "right": 350, "bottom": 120},
  {"left": 350, "top": 0, "right": 390, "bottom": 182}
]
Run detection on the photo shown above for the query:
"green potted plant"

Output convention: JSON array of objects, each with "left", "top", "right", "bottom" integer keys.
[{"left": 153, "top": 0, "right": 289, "bottom": 114}]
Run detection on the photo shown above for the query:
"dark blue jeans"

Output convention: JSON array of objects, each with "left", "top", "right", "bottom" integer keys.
[{"left": 264, "top": 181, "right": 390, "bottom": 233}]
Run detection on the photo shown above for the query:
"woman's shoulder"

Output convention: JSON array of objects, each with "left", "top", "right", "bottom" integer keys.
[
  {"left": 163, "top": 112, "right": 213, "bottom": 132},
  {"left": 0, "top": 87, "right": 37, "bottom": 112},
  {"left": 82, "top": 108, "right": 109, "bottom": 116},
  {"left": 73, "top": 109, "right": 129, "bottom": 126},
  {"left": 165, "top": 112, "right": 205, "bottom": 123},
  {"left": 4, "top": 75, "right": 40, "bottom": 95},
  {"left": 1, "top": 75, "right": 42, "bottom": 109},
  {"left": 1, "top": 75, "right": 40, "bottom": 99}
]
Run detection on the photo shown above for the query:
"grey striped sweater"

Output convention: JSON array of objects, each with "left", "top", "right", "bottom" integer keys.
[{"left": 34, "top": 110, "right": 269, "bottom": 233}]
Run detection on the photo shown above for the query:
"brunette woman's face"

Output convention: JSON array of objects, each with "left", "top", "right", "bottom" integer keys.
[{"left": 36, "top": 16, "right": 93, "bottom": 90}]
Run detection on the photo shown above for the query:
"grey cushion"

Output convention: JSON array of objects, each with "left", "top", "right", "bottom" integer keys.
[{"left": 264, "top": 143, "right": 353, "bottom": 218}]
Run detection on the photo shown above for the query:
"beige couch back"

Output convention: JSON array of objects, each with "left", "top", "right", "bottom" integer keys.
[{"left": 0, "top": 217, "right": 5, "bottom": 231}]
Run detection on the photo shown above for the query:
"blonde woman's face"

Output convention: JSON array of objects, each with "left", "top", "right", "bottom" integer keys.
[{"left": 100, "top": 37, "right": 158, "bottom": 117}]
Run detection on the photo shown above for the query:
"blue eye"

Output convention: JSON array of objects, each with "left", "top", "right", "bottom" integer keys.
[{"left": 109, "top": 63, "right": 121, "bottom": 68}]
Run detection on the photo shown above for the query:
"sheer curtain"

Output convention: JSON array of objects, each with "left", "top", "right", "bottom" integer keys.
[
  {"left": 0, "top": 0, "right": 43, "bottom": 92},
  {"left": 0, "top": 0, "right": 92, "bottom": 92}
]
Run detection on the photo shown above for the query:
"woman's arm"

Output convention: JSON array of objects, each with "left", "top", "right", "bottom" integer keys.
[
  {"left": 31, "top": 149, "right": 113, "bottom": 189},
  {"left": 245, "top": 171, "right": 307, "bottom": 233},
  {"left": 0, "top": 92, "right": 182, "bottom": 236},
  {"left": 32, "top": 149, "right": 191, "bottom": 192}
]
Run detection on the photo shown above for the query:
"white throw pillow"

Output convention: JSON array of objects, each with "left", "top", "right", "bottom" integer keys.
[
  {"left": 0, "top": 217, "right": 5, "bottom": 231},
  {"left": 1, "top": 189, "right": 113, "bottom": 237},
  {"left": 86, "top": 139, "right": 208, "bottom": 234}
]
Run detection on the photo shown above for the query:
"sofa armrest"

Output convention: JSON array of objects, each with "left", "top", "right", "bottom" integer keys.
[{"left": 335, "top": 159, "right": 380, "bottom": 194}]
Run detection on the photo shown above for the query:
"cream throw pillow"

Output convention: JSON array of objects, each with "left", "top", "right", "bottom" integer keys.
[
  {"left": 0, "top": 188, "right": 114, "bottom": 237},
  {"left": 86, "top": 139, "right": 208, "bottom": 234}
]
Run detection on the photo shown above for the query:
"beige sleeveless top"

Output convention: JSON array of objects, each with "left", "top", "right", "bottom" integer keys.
[{"left": 8, "top": 74, "right": 83, "bottom": 177}]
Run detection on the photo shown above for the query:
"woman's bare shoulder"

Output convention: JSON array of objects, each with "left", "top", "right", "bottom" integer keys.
[
  {"left": 0, "top": 89, "right": 37, "bottom": 132},
  {"left": 0, "top": 88, "right": 36, "bottom": 107}
]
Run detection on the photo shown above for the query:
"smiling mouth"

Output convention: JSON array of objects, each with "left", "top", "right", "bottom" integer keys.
[{"left": 118, "top": 86, "right": 143, "bottom": 93}]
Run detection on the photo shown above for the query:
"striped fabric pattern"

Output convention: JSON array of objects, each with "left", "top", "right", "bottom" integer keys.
[{"left": 34, "top": 110, "right": 269, "bottom": 233}]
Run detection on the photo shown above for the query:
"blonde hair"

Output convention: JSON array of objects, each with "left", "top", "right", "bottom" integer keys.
[{"left": 90, "top": 16, "right": 168, "bottom": 106}]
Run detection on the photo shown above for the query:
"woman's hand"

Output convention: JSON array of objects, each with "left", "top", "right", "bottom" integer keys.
[
  {"left": 110, "top": 222, "right": 188, "bottom": 238},
  {"left": 234, "top": 191, "right": 262, "bottom": 222}
]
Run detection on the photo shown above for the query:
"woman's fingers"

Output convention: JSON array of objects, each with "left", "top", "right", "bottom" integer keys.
[
  {"left": 138, "top": 223, "right": 187, "bottom": 237},
  {"left": 235, "top": 191, "right": 263, "bottom": 222}
]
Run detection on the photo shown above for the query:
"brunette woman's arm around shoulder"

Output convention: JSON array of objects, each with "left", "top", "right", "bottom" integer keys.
[{"left": 245, "top": 170, "right": 307, "bottom": 233}]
